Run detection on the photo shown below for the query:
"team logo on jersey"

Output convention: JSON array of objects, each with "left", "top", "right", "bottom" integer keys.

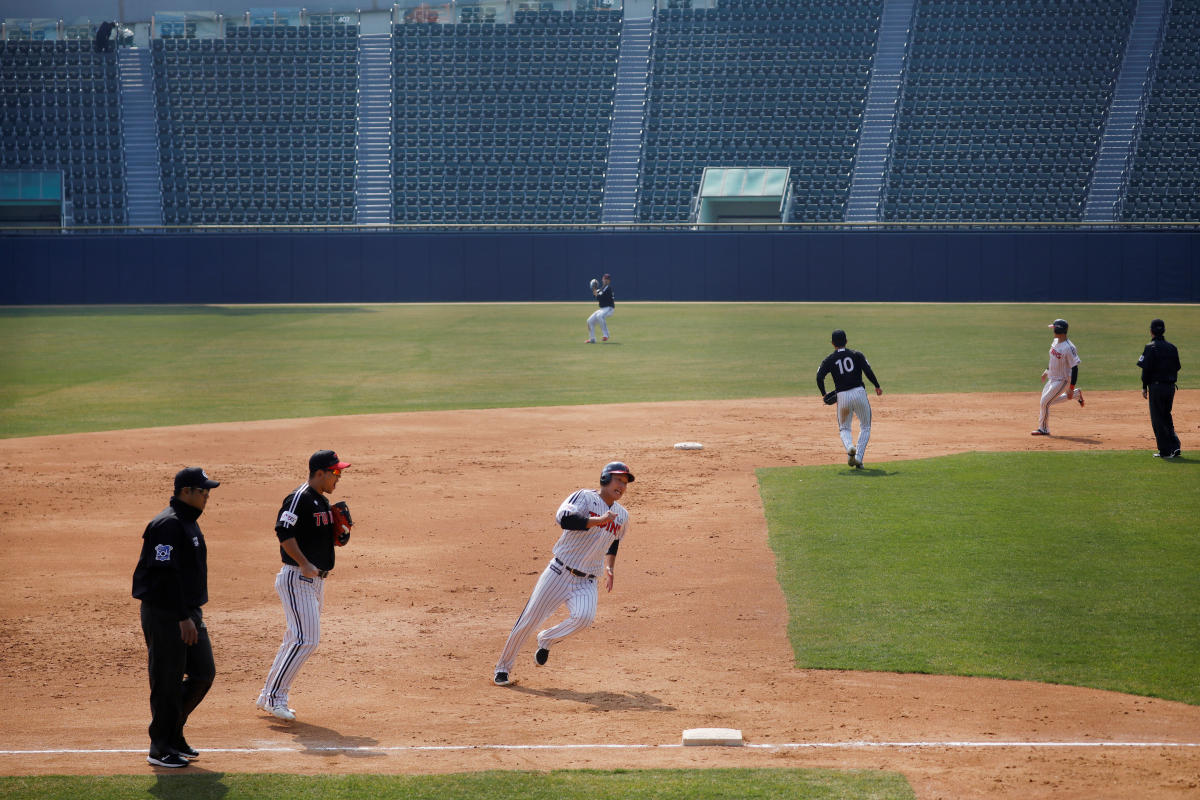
[
  {"left": 155, "top": 544, "right": 173, "bottom": 561},
  {"left": 280, "top": 510, "right": 299, "bottom": 527}
]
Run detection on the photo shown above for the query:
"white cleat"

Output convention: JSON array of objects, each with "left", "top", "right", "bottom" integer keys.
[{"left": 256, "top": 697, "right": 296, "bottom": 721}]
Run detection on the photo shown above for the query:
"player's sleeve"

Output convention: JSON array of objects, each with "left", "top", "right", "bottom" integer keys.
[
  {"left": 275, "top": 492, "right": 302, "bottom": 541},
  {"left": 858, "top": 352, "right": 881, "bottom": 388},
  {"left": 815, "top": 356, "right": 832, "bottom": 393},
  {"left": 1069, "top": 344, "right": 1081, "bottom": 367},
  {"left": 557, "top": 490, "right": 591, "bottom": 530}
]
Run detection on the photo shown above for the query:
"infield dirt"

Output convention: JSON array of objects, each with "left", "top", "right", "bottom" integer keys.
[{"left": 1, "top": 391, "right": 1198, "bottom": 799}]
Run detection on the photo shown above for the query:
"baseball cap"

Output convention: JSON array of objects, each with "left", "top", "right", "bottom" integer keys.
[
  {"left": 1150, "top": 318, "right": 1165, "bottom": 334},
  {"left": 174, "top": 467, "right": 220, "bottom": 492},
  {"left": 1049, "top": 319, "right": 1069, "bottom": 333},
  {"left": 309, "top": 449, "right": 351, "bottom": 473}
]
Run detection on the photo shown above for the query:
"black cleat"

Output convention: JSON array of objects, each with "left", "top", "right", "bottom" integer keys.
[
  {"left": 535, "top": 647, "right": 549, "bottom": 666},
  {"left": 494, "top": 672, "right": 511, "bottom": 686},
  {"left": 148, "top": 752, "right": 189, "bottom": 768},
  {"left": 173, "top": 739, "right": 199, "bottom": 760}
]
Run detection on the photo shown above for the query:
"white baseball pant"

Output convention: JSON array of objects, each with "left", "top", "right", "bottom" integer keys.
[
  {"left": 837, "top": 385, "right": 872, "bottom": 462},
  {"left": 1038, "top": 377, "right": 1074, "bottom": 432},
  {"left": 495, "top": 559, "right": 598, "bottom": 676},
  {"left": 587, "top": 306, "right": 614, "bottom": 341},
  {"left": 259, "top": 565, "right": 323, "bottom": 708}
]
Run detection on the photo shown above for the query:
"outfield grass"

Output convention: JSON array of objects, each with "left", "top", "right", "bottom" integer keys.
[
  {"left": 0, "top": 769, "right": 916, "bottom": 800},
  {"left": 759, "top": 450, "right": 1200, "bottom": 705},
  {"left": 1, "top": 302, "right": 1194, "bottom": 437}
]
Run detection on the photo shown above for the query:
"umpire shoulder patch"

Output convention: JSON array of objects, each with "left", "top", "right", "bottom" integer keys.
[
  {"left": 279, "top": 510, "right": 299, "bottom": 527},
  {"left": 154, "top": 544, "right": 173, "bottom": 561}
]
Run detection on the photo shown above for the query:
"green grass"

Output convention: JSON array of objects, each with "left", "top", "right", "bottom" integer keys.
[
  {"left": 759, "top": 450, "right": 1200, "bottom": 704},
  {"left": 1, "top": 302, "right": 1195, "bottom": 437},
  {"left": 0, "top": 769, "right": 916, "bottom": 800}
]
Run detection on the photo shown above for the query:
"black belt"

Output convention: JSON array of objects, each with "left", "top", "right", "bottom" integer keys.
[{"left": 554, "top": 558, "right": 595, "bottom": 580}]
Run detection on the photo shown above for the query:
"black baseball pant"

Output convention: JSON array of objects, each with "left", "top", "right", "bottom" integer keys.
[
  {"left": 140, "top": 603, "right": 215, "bottom": 756},
  {"left": 1148, "top": 383, "right": 1180, "bottom": 456}
]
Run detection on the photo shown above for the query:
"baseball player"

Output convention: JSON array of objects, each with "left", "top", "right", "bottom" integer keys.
[
  {"left": 816, "top": 329, "right": 882, "bottom": 469},
  {"left": 494, "top": 461, "right": 634, "bottom": 686},
  {"left": 132, "top": 467, "right": 219, "bottom": 768},
  {"left": 256, "top": 449, "right": 352, "bottom": 721},
  {"left": 1032, "top": 318, "right": 1084, "bottom": 436},
  {"left": 585, "top": 273, "right": 615, "bottom": 343}
]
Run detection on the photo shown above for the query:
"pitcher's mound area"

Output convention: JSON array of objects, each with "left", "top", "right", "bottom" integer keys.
[{"left": 2, "top": 393, "right": 1198, "bottom": 799}]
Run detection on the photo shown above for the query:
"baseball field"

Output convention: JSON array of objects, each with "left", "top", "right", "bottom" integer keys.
[{"left": 1, "top": 302, "right": 1198, "bottom": 800}]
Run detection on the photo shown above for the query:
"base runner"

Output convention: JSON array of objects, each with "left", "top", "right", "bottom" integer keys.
[
  {"left": 1032, "top": 318, "right": 1084, "bottom": 435},
  {"left": 493, "top": 462, "right": 634, "bottom": 686}
]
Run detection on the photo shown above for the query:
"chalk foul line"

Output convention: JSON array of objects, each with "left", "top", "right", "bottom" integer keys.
[{"left": 3, "top": 741, "right": 1200, "bottom": 756}]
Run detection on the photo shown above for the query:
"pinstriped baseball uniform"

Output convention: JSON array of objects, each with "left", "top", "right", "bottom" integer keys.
[
  {"left": 258, "top": 481, "right": 337, "bottom": 712},
  {"left": 494, "top": 488, "right": 630, "bottom": 679},
  {"left": 1037, "top": 337, "right": 1082, "bottom": 433},
  {"left": 817, "top": 344, "right": 881, "bottom": 468}
]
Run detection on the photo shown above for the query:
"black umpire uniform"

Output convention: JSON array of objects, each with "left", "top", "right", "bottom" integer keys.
[
  {"left": 132, "top": 467, "right": 219, "bottom": 767},
  {"left": 1138, "top": 318, "right": 1182, "bottom": 458}
]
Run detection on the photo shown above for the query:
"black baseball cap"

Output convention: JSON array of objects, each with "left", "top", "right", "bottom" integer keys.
[
  {"left": 1151, "top": 318, "right": 1165, "bottom": 334},
  {"left": 309, "top": 449, "right": 351, "bottom": 473},
  {"left": 174, "top": 467, "right": 220, "bottom": 492},
  {"left": 1049, "top": 319, "right": 1069, "bottom": 333}
]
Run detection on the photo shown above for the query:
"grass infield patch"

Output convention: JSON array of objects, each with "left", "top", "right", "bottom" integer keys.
[
  {"left": 0, "top": 768, "right": 916, "bottom": 800},
  {"left": 759, "top": 450, "right": 1200, "bottom": 704},
  {"left": 2, "top": 303, "right": 1194, "bottom": 437}
]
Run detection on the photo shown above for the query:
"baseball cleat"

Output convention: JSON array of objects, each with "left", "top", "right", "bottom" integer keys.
[
  {"left": 147, "top": 752, "right": 189, "bottom": 768},
  {"left": 1167, "top": 449, "right": 1181, "bottom": 459},
  {"left": 494, "top": 672, "right": 512, "bottom": 686},
  {"left": 173, "top": 739, "right": 199, "bottom": 760},
  {"left": 602, "top": 336, "right": 608, "bottom": 341},
  {"left": 847, "top": 446, "right": 856, "bottom": 467},
  {"left": 1030, "top": 429, "right": 1050, "bottom": 436},
  {"left": 853, "top": 459, "right": 864, "bottom": 469},
  {"left": 1076, "top": 390, "right": 1084, "bottom": 407},
  {"left": 268, "top": 705, "right": 296, "bottom": 721},
  {"left": 585, "top": 339, "right": 595, "bottom": 344},
  {"left": 535, "top": 647, "right": 549, "bottom": 666}
]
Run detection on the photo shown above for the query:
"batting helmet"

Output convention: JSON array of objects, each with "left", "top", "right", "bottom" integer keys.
[
  {"left": 600, "top": 461, "right": 635, "bottom": 485},
  {"left": 1050, "top": 319, "right": 1069, "bottom": 334}
]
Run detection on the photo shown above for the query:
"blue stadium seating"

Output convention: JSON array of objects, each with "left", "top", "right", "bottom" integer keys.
[
  {"left": 391, "top": 11, "right": 619, "bottom": 224},
  {"left": 640, "top": 0, "right": 879, "bottom": 223},
  {"left": 882, "top": 0, "right": 1135, "bottom": 222},
  {"left": 151, "top": 24, "right": 358, "bottom": 225},
  {"left": 1123, "top": 0, "right": 1200, "bottom": 221},
  {"left": 0, "top": 38, "right": 125, "bottom": 225}
]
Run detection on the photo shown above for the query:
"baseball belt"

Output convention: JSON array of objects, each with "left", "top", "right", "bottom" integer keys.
[{"left": 554, "top": 558, "right": 596, "bottom": 580}]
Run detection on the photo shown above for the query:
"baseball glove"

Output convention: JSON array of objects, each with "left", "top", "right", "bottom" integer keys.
[
  {"left": 331, "top": 501, "right": 353, "bottom": 546},
  {"left": 822, "top": 391, "right": 838, "bottom": 406},
  {"left": 589, "top": 278, "right": 599, "bottom": 291}
]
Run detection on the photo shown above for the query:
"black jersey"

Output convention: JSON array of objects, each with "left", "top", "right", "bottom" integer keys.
[
  {"left": 132, "top": 497, "right": 209, "bottom": 620},
  {"left": 596, "top": 284, "right": 614, "bottom": 309},
  {"left": 816, "top": 348, "right": 880, "bottom": 394},
  {"left": 1138, "top": 337, "right": 1181, "bottom": 388},
  {"left": 275, "top": 483, "right": 336, "bottom": 572}
]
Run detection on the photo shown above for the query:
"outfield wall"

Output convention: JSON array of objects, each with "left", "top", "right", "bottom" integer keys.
[{"left": 2, "top": 230, "right": 1197, "bottom": 304}]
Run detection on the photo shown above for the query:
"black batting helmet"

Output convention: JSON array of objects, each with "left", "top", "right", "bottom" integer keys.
[
  {"left": 1049, "top": 318, "right": 1069, "bottom": 334},
  {"left": 600, "top": 461, "right": 635, "bottom": 485}
]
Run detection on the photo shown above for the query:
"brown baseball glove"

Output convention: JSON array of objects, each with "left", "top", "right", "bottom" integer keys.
[
  {"left": 331, "top": 501, "right": 353, "bottom": 546},
  {"left": 822, "top": 391, "right": 838, "bottom": 405}
]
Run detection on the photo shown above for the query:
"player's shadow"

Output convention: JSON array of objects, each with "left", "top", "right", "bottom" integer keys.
[
  {"left": 840, "top": 466, "right": 891, "bottom": 477},
  {"left": 148, "top": 770, "right": 229, "bottom": 799},
  {"left": 1050, "top": 434, "right": 1102, "bottom": 444},
  {"left": 267, "top": 719, "right": 384, "bottom": 759},
  {"left": 508, "top": 684, "right": 676, "bottom": 711}
]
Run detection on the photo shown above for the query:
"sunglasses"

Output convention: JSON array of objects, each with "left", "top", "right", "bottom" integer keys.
[{"left": 328, "top": 468, "right": 342, "bottom": 477}]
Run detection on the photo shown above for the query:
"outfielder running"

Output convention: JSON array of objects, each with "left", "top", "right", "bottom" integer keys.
[
  {"left": 256, "top": 449, "right": 352, "bottom": 721},
  {"left": 1032, "top": 318, "right": 1084, "bottom": 436},
  {"left": 585, "top": 273, "right": 615, "bottom": 343},
  {"left": 817, "top": 329, "right": 882, "bottom": 469},
  {"left": 494, "top": 461, "right": 634, "bottom": 686}
]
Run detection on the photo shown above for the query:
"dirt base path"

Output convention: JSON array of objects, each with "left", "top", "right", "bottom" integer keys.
[{"left": 2, "top": 391, "right": 1198, "bottom": 799}]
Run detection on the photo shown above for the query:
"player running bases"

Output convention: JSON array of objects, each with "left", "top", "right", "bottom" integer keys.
[
  {"left": 817, "top": 329, "right": 882, "bottom": 469},
  {"left": 1032, "top": 318, "right": 1084, "bottom": 436},
  {"left": 494, "top": 462, "right": 633, "bottom": 686}
]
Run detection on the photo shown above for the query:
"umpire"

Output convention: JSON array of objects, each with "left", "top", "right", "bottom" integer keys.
[
  {"left": 1138, "top": 318, "right": 1182, "bottom": 459},
  {"left": 132, "top": 467, "right": 219, "bottom": 768}
]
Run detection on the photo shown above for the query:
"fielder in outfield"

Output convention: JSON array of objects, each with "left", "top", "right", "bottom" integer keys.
[
  {"left": 817, "top": 329, "right": 882, "bottom": 469},
  {"left": 494, "top": 461, "right": 634, "bottom": 686}
]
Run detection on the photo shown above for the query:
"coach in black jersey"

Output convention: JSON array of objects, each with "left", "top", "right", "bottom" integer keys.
[
  {"left": 256, "top": 449, "right": 350, "bottom": 722},
  {"left": 132, "top": 466, "right": 220, "bottom": 768},
  {"left": 816, "top": 329, "right": 882, "bottom": 469}
]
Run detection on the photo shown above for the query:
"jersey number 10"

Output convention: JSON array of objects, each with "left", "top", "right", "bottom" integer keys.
[{"left": 835, "top": 356, "right": 854, "bottom": 374}]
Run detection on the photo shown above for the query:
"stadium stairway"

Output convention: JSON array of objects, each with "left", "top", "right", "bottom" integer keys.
[
  {"left": 844, "top": 0, "right": 915, "bottom": 223},
  {"left": 117, "top": 47, "right": 163, "bottom": 227},
  {"left": 600, "top": 17, "right": 652, "bottom": 225},
  {"left": 356, "top": 32, "right": 393, "bottom": 226},
  {"left": 1084, "top": 0, "right": 1170, "bottom": 222}
]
